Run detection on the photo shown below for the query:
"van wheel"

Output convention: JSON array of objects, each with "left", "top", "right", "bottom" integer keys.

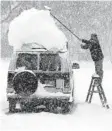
[
  {"left": 62, "top": 102, "right": 71, "bottom": 114},
  {"left": 9, "top": 99, "right": 16, "bottom": 112}
]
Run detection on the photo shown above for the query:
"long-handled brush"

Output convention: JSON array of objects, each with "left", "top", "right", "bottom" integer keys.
[{"left": 44, "top": 6, "right": 82, "bottom": 41}]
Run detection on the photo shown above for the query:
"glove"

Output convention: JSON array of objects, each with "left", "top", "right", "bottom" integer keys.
[
  {"left": 81, "top": 44, "right": 83, "bottom": 48},
  {"left": 82, "top": 39, "right": 85, "bottom": 43}
]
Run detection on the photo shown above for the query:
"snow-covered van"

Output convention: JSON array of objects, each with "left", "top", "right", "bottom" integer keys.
[{"left": 7, "top": 44, "right": 79, "bottom": 113}]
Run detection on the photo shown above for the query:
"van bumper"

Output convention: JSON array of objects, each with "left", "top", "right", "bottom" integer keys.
[{"left": 7, "top": 93, "right": 72, "bottom": 104}]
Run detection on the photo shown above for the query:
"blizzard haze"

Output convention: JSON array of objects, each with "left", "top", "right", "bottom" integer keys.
[
  {"left": 1, "top": 2, "right": 112, "bottom": 131},
  {"left": 8, "top": 8, "right": 67, "bottom": 51}
]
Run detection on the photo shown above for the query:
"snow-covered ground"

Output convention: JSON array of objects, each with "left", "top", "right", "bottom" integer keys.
[{"left": 0, "top": 59, "right": 112, "bottom": 131}]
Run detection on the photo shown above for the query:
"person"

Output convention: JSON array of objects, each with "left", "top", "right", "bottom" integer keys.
[{"left": 81, "top": 33, "right": 104, "bottom": 82}]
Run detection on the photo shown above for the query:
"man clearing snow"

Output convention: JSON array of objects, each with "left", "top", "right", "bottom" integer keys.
[{"left": 81, "top": 33, "right": 104, "bottom": 82}]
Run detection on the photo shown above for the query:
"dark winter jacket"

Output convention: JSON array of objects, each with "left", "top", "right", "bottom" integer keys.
[{"left": 81, "top": 39, "right": 104, "bottom": 61}]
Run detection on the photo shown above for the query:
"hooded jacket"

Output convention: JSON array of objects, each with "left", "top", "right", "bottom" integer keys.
[{"left": 81, "top": 38, "right": 104, "bottom": 61}]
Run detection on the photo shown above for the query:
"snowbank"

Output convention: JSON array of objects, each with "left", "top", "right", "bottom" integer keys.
[{"left": 8, "top": 8, "right": 68, "bottom": 52}]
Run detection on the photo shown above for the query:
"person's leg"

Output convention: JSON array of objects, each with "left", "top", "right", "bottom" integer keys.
[{"left": 95, "top": 59, "right": 103, "bottom": 82}]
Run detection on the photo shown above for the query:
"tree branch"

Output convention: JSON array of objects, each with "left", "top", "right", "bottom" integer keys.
[{"left": 1, "top": 2, "right": 23, "bottom": 23}]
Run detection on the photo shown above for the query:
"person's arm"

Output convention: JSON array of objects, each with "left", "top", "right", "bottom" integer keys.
[{"left": 81, "top": 39, "right": 91, "bottom": 49}]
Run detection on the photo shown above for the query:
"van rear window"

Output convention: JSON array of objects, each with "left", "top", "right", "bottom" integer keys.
[
  {"left": 39, "top": 54, "right": 61, "bottom": 71},
  {"left": 16, "top": 53, "right": 37, "bottom": 70}
]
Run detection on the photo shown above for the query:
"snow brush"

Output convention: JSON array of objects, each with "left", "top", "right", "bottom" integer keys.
[{"left": 44, "top": 6, "right": 82, "bottom": 41}]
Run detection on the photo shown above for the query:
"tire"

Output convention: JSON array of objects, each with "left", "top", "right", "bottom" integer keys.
[
  {"left": 56, "top": 101, "right": 71, "bottom": 114},
  {"left": 13, "top": 71, "right": 38, "bottom": 96},
  {"left": 61, "top": 102, "right": 70, "bottom": 114},
  {"left": 9, "top": 99, "right": 16, "bottom": 112}
]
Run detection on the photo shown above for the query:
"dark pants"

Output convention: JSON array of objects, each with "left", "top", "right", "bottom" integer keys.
[{"left": 94, "top": 59, "right": 104, "bottom": 82}]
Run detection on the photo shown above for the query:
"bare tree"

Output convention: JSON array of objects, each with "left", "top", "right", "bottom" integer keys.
[{"left": 1, "top": 1, "right": 23, "bottom": 23}]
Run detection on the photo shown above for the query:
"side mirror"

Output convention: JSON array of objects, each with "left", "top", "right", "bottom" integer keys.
[{"left": 72, "top": 63, "right": 80, "bottom": 69}]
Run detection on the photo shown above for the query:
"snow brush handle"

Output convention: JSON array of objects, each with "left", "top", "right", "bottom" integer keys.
[{"left": 50, "top": 13, "right": 82, "bottom": 41}]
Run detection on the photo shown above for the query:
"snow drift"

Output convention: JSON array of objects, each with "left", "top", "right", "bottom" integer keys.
[{"left": 8, "top": 8, "right": 68, "bottom": 51}]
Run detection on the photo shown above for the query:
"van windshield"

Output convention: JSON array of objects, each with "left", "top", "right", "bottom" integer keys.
[{"left": 16, "top": 53, "right": 38, "bottom": 70}]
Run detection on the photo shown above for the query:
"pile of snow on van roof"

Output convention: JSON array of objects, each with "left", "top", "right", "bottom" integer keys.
[{"left": 8, "top": 8, "right": 68, "bottom": 51}]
